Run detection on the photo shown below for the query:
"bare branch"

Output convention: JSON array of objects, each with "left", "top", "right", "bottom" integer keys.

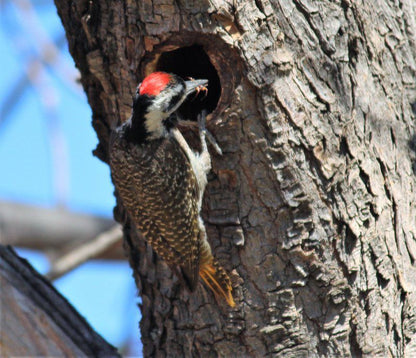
[
  {"left": 46, "top": 225, "right": 123, "bottom": 280},
  {"left": 0, "top": 201, "right": 124, "bottom": 260},
  {"left": 0, "top": 244, "right": 120, "bottom": 357}
]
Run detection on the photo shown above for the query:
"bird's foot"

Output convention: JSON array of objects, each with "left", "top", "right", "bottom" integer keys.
[
  {"left": 197, "top": 110, "right": 223, "bottom": 156},
  {"left": 198, "top": 110, "right": 208, "bottom": 153}
]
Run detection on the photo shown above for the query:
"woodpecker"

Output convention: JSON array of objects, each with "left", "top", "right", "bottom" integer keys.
[{"left": 109, "top": 72, "right": 235, "bottom": 307}]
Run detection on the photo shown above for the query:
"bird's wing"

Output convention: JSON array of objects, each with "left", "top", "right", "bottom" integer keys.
[{"left": 125, "top": 137, "right": 201, "bottom": 291}]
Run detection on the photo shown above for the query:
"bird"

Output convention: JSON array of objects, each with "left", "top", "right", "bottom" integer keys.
[{"left": 109, "top": 71, "right": 235, "bottom": 307}]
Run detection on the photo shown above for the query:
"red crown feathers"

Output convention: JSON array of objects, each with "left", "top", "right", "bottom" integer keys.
[{"left": 139, "top": 72, "right": 171, "bottom": 96}]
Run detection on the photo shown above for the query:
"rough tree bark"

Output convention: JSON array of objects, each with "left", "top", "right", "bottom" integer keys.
[
  {"left": 0, "top": 245, "right": 120, "bottom": 357},
  {"left": 55, "top": 0, "right": 416, "bottom": 356}
]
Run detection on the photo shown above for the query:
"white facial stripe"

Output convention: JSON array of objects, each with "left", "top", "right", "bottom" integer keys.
[
  {"left": 143, "top": 84, "right": 187, "bottom": 139},
  {"left": 144, "top": 110, "right": 168, "bottom": 139},
  {"left": 148, "top": 84, "right": 185, "bottom": 114}
]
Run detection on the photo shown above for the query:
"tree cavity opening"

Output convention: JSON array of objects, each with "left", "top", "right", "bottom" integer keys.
[{"left": 155, "top": 45, "right": 221, "bottom": 121}]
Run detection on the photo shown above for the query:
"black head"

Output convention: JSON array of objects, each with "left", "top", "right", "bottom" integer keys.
[{"left": 128, "top": 72, "right": 208, "bottom": 141}]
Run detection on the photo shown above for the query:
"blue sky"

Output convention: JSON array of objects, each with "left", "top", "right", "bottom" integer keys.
[{"left": 0, "top": 1, "right": 141, "bottom": 355}]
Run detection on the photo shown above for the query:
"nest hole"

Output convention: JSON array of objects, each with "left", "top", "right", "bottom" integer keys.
[{"left": 155, "top": 45, "right": 221, "bottom": 121}]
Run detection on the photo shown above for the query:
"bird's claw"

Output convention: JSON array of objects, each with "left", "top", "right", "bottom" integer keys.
[
  {"left": 198, "top": 110, "right": 207, "bottom": 144},
  {"left": 206, "top": 129, "right": 223, "bottom": 156},
  {"left": 197, "top": 110, "right": 223, "bottom": 156}
]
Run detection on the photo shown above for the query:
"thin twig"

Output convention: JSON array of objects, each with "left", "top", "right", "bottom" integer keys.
[{"left": 46, "top": 225, "right": 123, "bottom": 281}]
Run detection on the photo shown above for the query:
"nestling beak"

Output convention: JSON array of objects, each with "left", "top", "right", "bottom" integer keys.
[{"left": 185, "top": 79, "right": 208, "bottom": 96}]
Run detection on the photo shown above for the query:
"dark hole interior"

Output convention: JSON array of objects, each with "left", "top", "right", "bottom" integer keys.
[{"left": 155, "top": 45, "right": 221, "bottom": 121}]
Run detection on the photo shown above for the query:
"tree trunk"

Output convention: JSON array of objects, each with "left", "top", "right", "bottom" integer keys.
[
  {"left": 0, "top": 245, "right": 120, "bottom": 357},
  {"left": 55, "top": 0, "right": 416, "bottom": 356}
]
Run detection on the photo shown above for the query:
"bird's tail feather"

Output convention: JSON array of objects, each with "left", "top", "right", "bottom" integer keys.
[{"left": 200, "top": 259, "right": 235, "bottom": 307}]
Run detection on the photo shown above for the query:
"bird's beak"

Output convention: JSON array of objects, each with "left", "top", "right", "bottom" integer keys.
[{"left": 185, "top": 79, "right": 208, "bottom": 96}]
